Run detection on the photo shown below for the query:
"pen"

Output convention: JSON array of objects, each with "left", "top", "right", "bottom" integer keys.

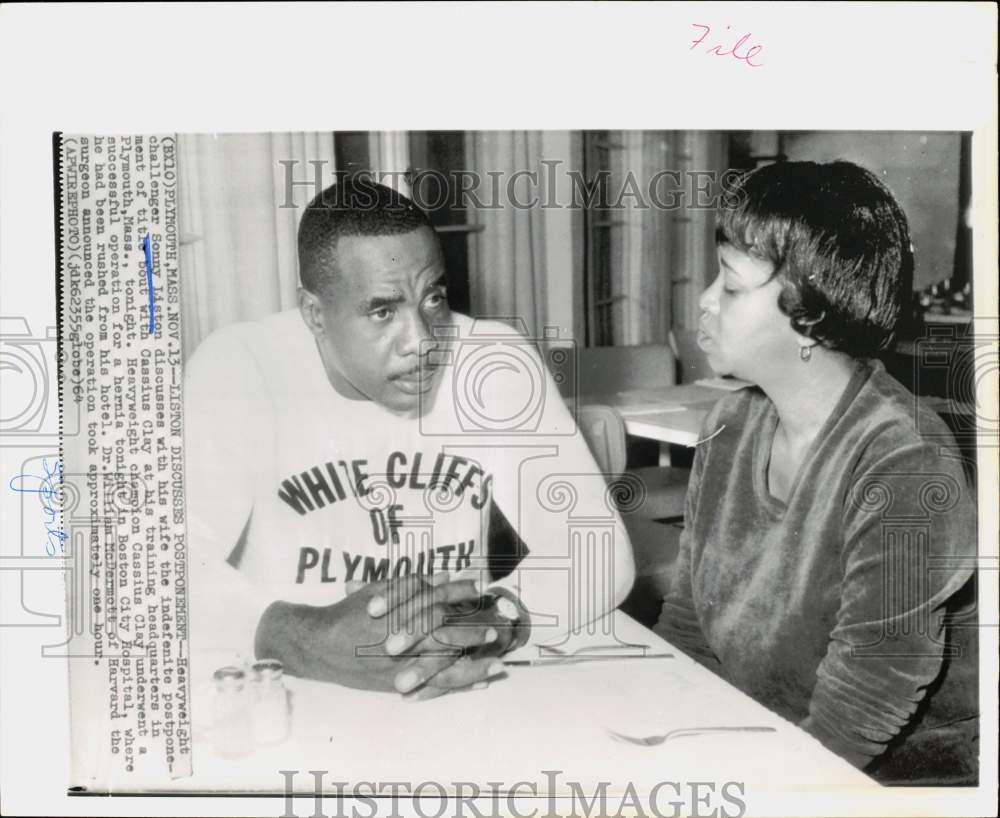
[{"left": 503, "top": 653, "right": 674, "bottom": 667}]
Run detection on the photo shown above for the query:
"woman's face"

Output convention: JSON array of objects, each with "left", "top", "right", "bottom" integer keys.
[{"left": 697, "top": 242, "right": 801, "bottom": 382}]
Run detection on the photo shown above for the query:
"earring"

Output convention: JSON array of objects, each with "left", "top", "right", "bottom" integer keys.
[{"left": 800, "top": 345, "right": 812, "bottom": 362}]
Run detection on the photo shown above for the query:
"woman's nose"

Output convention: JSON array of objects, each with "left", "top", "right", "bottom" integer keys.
[{"left": 699, "top": 275, "right": 721, "bottom": 313}]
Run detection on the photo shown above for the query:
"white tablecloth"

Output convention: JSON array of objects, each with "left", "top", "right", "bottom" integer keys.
[{"left": 167, "top": 612, "right": 876, "bottom": 796}]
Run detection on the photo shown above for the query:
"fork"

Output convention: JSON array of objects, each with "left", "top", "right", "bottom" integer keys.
[{"left": 606, "top": 725, "right": 778, "bottom": 747}]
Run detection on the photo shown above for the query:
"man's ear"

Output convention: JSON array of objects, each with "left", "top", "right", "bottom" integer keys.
[{"left": 298, "top": 287, "right": 325, "bottom": 339}]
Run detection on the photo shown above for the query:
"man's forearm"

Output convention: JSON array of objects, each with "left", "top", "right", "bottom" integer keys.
[
  {"left": 253, "top": 599, "right": 397, "bottom": 692},
  {"left": 254, "top": 601, "right": 318, "bottom": 677}
]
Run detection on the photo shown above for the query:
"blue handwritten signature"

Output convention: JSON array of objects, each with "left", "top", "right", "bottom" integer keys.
[
  {"left": 8, "top": 457, "right": 67, "bottom": 556},
  {"left": 143, "top": 232, "right": 155, "bottom": 333}
]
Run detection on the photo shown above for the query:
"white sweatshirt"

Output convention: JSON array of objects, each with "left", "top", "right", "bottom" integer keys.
[{"left": 183, "top": 309, "right": 635, "bottom": 663}]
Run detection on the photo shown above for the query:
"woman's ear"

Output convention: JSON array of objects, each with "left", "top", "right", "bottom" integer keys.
[
  {"left": 791, "top": 311, "right": 825, "bottom": 361},
  {"left": 792, "top": 309, "right": 827, "bottom": 339}
]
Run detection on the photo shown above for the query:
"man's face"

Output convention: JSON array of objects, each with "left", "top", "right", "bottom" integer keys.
[
  {"left": 304, "top": 227, "right": 451, "bottom": 413},
  {"left": 697, "top": 242, "right": 800, "bottom": 382}
]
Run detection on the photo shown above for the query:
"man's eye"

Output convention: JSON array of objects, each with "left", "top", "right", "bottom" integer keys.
[
  {"left": 370, "top": 307, "right": 394, "bottom": 322},
  {"left": 425, "top": 291, "right": 447, "bottom": 308}
]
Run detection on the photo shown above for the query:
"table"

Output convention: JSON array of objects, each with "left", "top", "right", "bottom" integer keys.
[
  {"left": 171, "top": 611, "right": 876, "bottom": 798},
  {"left": 577, "top": 383, "right": 744, "bottom": 447}
]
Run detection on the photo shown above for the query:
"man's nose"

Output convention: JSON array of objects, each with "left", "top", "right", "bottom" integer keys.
[{"left": 397, "top": 309, "right": 436, "bottom": 357}]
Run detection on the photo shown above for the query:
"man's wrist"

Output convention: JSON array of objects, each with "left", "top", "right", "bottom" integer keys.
[{"left": 485, "top": 587, "right": 531, "bottom": 653}]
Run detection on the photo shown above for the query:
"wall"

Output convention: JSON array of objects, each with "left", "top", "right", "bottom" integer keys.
[{"left": 783, "top": 131, "right": 961, "bottom": 292}]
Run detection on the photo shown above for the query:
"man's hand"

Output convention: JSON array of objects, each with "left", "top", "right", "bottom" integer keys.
[
  {"left": 254, "top": 575, "right": 504, "bottom": 694},
  {"left": 379, "top": 591, "right": 531, "bottom": 701}
]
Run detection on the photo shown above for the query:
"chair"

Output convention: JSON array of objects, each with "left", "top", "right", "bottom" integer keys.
[
  {"left": 576, "top": 404, "right": 628, "bottom": 476},
  {"left": 574, "top": 344, "right": 693, "bottom": 628},
  {"left": 575, "top": 344, "right": 690, "bottom": 522},
  {"left": 576, "top": 343, "right": 676, "bottom": 395},
  {"left": 575, "top": 404, "right": 686, "bottom": 578}
]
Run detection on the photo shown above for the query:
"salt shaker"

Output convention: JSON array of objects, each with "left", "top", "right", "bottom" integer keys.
[
  {"left": 251, "top": 658, "right": 290, "bottom": 746},
  {"left": 211, "top": 666, "right": 253, "bottom": 759}
]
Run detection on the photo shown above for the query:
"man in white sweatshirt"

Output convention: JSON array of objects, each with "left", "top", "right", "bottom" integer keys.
[{"left": 184, "top": 178, "right": 635, "bottom": 699}]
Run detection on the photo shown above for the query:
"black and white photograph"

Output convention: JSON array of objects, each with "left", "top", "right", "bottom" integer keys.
[
  {"left": 56, "top": 126, "right": 986, "bottom": 794},
  {"left": 0, "top": 5, "right": 996, "bottom": 818}
]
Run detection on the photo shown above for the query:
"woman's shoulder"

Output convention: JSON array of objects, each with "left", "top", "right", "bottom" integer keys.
[
  {"left": 845, "top": 360, "right": 960, "bottom": 461},
  {"left": 827, "top": 361, "right": 978, "bottom": 524}
]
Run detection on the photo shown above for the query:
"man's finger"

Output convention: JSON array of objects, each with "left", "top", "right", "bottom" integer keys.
[
  {"left": 427, "top": 578, "right": 482, "bottom": 607},
  {"left": 382, "top": 601, "right": 449, "bottom": 657},
  {"left": 424, "top": 656, "right": 506, "bottom": 691},
  {"left": 448, "top": 567, "right": 487, "bottom": 586},
  {"left": 370, "top": 576, "right": 481, "bottom": 625},
  {"left": 401, "top": 683, "right": 449, "bottom": 702},
  {"left": 402, "top": 678, "right": 490, "bottom": 703},
  {"left": 428, "top": 571, "right": 456, "bottom": 587},
  {"left": 366, "top": 574, "right": 430, "bottom": 618},
  {"left": 382, "top": 582, "right": 490, "bottom": 656},
  {"left": 394, "top": 654, "right": 503, "bottom": 695},
  {"left": 385, "top": 598, "right": 481, "bottom": 657},
  {"left": 393, "top": 649, "right": 463, "bottom": 694},
  {"left": 411, "top": 622, "right": 500, "bottom": 655}
]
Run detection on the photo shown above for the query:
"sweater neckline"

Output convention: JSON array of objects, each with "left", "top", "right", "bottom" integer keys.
[{"left": 753, "top": 360, "right": 873, "bottom": 516}]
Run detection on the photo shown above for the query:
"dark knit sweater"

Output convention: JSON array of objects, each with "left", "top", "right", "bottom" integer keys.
[{"left": 655, "top": 359, "right": 978, "bottom": 785}]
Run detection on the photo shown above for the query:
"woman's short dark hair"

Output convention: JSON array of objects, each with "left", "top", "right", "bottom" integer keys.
[
  {"left": 717, "top": 160, "right": 914, "bottom": 358},
  {"left": 298, "top": 177, "right": 434, "bottom": 300}
]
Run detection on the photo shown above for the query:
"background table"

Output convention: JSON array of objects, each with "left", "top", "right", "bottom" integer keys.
[
  {"left": 577, "top": 384, "right": 739, "bottom": 447},
  {"left": 173, "top": 611, "right": 877, "bottom": 796}
]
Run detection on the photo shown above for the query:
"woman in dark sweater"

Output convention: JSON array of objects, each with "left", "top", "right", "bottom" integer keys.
[{"left": 655, "top": 160, "right": 978, "bottom": 785}]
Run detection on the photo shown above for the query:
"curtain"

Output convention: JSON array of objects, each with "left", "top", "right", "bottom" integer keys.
[
  {"left": 610, "top": 131, "right": 670, "bottom": 345},
  {"left": 464, "top": 131, "right": 580, "bottom": 340},
  {"left": 670, "top": 131, "right": 728, "bottom": 331},
  {"left": 176, "top": 132, "right": 336, "bottom": 359},
  {"left": 609, "top": 131, "right": 727, "bottom": 345},
  {"left": 368, "top": 131, "right": 411, "bottom": 196}
]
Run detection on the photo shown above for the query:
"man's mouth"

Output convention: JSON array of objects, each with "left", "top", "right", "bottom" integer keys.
[{"left": 391, "top": 365, "right": 438, "bottom": 393}]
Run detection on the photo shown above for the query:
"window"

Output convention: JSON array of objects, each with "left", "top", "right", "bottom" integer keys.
[
  {"left": 582, "top": 130, "right": 626, "bottom": 347},
  {"left": 333, "top": 130, "right": 482, "bottom": 315}
]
